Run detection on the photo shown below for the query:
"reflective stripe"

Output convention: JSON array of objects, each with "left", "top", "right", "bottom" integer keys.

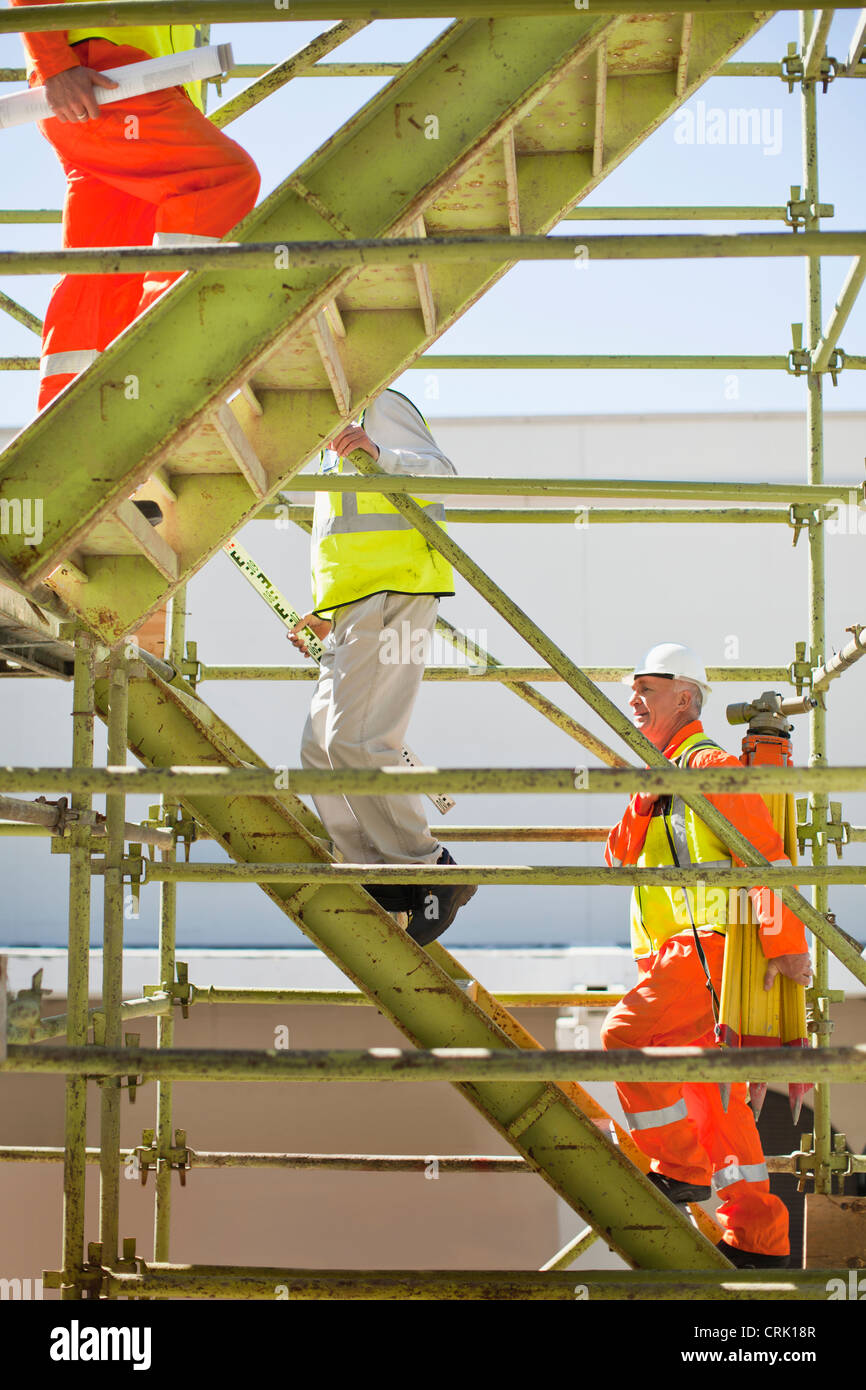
[
  {"left": 631, "top": 733, "right": 737, "bottom": 957},
  {"left": 152, "top": 231, "right": 221, "bottom": 247},
  {"left": 40, "top": 349, "right": 100, "bottom": 378},
  {"left": 623, "top": 1098, "right": 689, "bottom": 1132},
  {"left": 713, "top": 1160, "right": 769, "bottom": 1191},
  {"left": 666, "top": 741, "right": 732, "bottom": 872},
  {"left": 315, "top": 503, "right": 446, "bottom": 541},
  {"left": 668, "top": 798, "right": 729, "bottom": 871},
  {"left": 668, "top": 796, "right": 690, "bottom": 864}
]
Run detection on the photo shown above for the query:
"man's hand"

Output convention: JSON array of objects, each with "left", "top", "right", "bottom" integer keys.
[
  {"left": 632, "top": 793, "right": 658, "bottom": 816},
  {"left": 288, "top": 613, "right": 332, "bottom": 657},
  {"left": 330, "top": 424, "right": 379, "bottom": 462},
  {"left": 763, "top": 952, "right": 812, "bottom": 991},
  {"left": 44, "top": 67, "right": 119, "bottom": 123}
]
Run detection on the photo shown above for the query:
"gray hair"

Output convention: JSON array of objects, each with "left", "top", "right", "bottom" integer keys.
[{"left": 673, "top": 679, "right": 703, "bottom": 718}]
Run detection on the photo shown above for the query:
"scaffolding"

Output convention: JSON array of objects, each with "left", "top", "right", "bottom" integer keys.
[{"left": 0, "top": 2, "right": 865, "bottom": 1300}]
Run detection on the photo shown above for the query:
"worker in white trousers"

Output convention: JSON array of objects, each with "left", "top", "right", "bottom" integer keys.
[{"left": 289, "top": 389, "right": 477, "bottom": 945}]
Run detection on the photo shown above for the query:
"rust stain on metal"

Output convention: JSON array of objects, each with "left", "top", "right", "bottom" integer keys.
[{"left": 197, "top": 282, "right": 226, "bottom": 329}]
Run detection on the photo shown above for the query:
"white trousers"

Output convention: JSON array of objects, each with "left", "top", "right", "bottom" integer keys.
[{"left": 300, "top": 592, "right": 442, "bottom": 866}]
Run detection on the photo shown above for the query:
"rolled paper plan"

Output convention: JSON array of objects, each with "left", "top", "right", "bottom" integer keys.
[{"left": 0, "top": 45, "right": 234, "bottom": 131}]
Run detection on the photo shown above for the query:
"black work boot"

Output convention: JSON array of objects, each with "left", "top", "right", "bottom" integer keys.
[
  {"left": 647, "top": 1171, "right": 712, "bottom": 1206},
  {"left": 407, "top": 847, "right": 477, "bottom": 948},
  {"left": 361, "top": 878, "right": 417, "bottom": 922}
]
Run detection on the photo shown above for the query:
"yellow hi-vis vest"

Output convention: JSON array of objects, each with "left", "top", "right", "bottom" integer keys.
[
  {"left": 311, "top": 405, "right": 455, "bottom": 620},
  {"left": 630, "top": 730, "right": 733, "bottom": 959},
  {"left": 65, "top": 5, "right": 204, "bottom": 111}
]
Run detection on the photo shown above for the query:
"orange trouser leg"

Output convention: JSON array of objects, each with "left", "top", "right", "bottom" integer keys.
[
  {"left": 684, "top": 1079, "right": 789, "bottom": 1257},
  {"left": 601, "top": 935, "right": 717, "bottom": 1186},
  {"left": 38, "top": 161, "right": 155, "bottom": 408},
  {"left": 601, "top": 932, "right": 789, "bottom": 1256},
  {"left": 37, "top": 39, "right": 260, "bottom": 408}
]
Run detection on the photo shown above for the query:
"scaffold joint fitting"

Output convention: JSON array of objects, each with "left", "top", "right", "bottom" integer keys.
[
  {"left": 123, "top": 1033, "right": 142, "bottom": 1101},
  {"left": 797, "top": 800, "right": 845, "bottom": 857},
  {"left": 136, "top": 1127, "right": 192, "bottom": 1187},
  {"left": 144, "top": 962, "right": 192, "bottom": 1018},
  {"left": 798, "top": 1133, "right": 855, "bottom": 1194},
  {"left": 781, "top": 45, "right": 804, "bottom": 92},
  {"left": 116, "top": 1237, "right": 138, "bottom": 1274},
  {"left": 183, "top": 639, "right": 201, "bottom": 689},
  {"left": 788, "top": 641, "right": 813, "bottom": 694},
  {"left": 807, "top": 57, "right": 839, "bottom": 94},
  {"left": 5, "top": 968, "right": 49, "bottom": 1041}
]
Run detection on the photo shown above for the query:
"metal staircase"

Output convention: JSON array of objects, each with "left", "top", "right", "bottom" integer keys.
[
  {"left": 99, "top": 660, "right": 729, "bottom": 1269},
  {"left": 0, "top": 9, "right": 767, "bottom": 645}
]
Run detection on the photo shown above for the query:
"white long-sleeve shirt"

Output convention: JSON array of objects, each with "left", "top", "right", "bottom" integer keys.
[{"left": 324, "top": 388, "right": 457, "bottom": 479}]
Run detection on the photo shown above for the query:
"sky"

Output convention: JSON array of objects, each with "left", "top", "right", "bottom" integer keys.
[{"left": 0, "top": 10, "right": 864, "bottom": 425}]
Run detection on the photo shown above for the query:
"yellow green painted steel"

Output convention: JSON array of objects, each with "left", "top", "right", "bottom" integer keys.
[
  {"left": 7, "top": 1043, "right": 866, "bottom": 1083},
  {"left": 0, "top": 7, "right": 767, "bottom": 646},
  {"left": 98, "top": 1265, "right": 849, "bottom": 1301},
  {"left": 4, "top": 231, "right": 866, "bottom": 281},
  {"left": 0, "top": 0, "right": 861, "bottom": 30},
  {"left": 11, "top": 763, "right": 866, "bottom": 795},
  {"left": 97, "top": 650, "right": 129, "bottom": 1271},
  {"left": 60, "top": 631, "right": 95, "bottom": 1300}
]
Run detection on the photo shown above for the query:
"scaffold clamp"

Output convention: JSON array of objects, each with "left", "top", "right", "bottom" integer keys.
[
  {"left": 6, "top": 968, "right": 49, "bottom": 1040},
  {"left": 116, "top": 1237, "right": 138, "bottom": 1274},
  {"left": 824, "top": 347, "right": 846, "bottom": 386},
  {"left": 784, "top": 186, "right": 833, "bottom": 229},
  {"left": 796, "top": 1132, "right": 853, "bottom": 1194},
  {"left": 788, "top": 642, "right": 813, "bottom": 695},
  {"left": 137, "top": 1127, "right": 192, "bottom": 1187},
  {"left": 123, "top": 1033, "right": 142, "bottom": 1101},
  {"left": 781, "top": 45, "right": 804, "bottom": 92},
  {"left": 798, "top": 800, "right": 846, "bottom": 857},
  {"left": 143, "top": 961, "right": 192, "bottom": 1018},
  {"left": 183, "top": 639, "right": 202, "bottom": 689},
  {"left": 787, "top": 506, "right": 818, "bottom": 547},
  {"left": 787, "top": 321, "right": 811, "bottom": 376},
  {"left": 809, "top": 56, "right": 839, "bottom": 94}
]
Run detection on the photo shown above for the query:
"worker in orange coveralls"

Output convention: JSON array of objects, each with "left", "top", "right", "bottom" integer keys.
[
  {"left": 12, "top": 0, "right": 260, "bottom": 410},
  {"left": 601, "top": 643, "right": 812, "bottom": 1269},
  {"left": 12, "top": 0, "right": 260, "bottom": 656}
]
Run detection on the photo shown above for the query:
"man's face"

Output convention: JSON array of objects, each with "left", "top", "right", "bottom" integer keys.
[{"left": 629, "top": 675, "right": 695, "bottom": 750}]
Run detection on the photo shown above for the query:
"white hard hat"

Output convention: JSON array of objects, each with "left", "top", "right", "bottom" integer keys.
[{"left": 625, "top": 643, "right": 712, "bottom": 699}]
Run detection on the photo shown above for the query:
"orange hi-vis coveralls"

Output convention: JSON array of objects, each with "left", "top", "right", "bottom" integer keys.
[
  {"left": 13, "top": 0, "right": 260, "bottom": 409},
  {"left": 601, "top": 720, "right": 808, "bottom": 1257}
]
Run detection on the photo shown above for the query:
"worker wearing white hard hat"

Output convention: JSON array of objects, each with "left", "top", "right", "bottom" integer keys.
[
  {"left": 601, "top": 641, "right": 811, "bottom": 1269},
  {"left": 624, "top": 642, "right": 712, "bottom": 701}
]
